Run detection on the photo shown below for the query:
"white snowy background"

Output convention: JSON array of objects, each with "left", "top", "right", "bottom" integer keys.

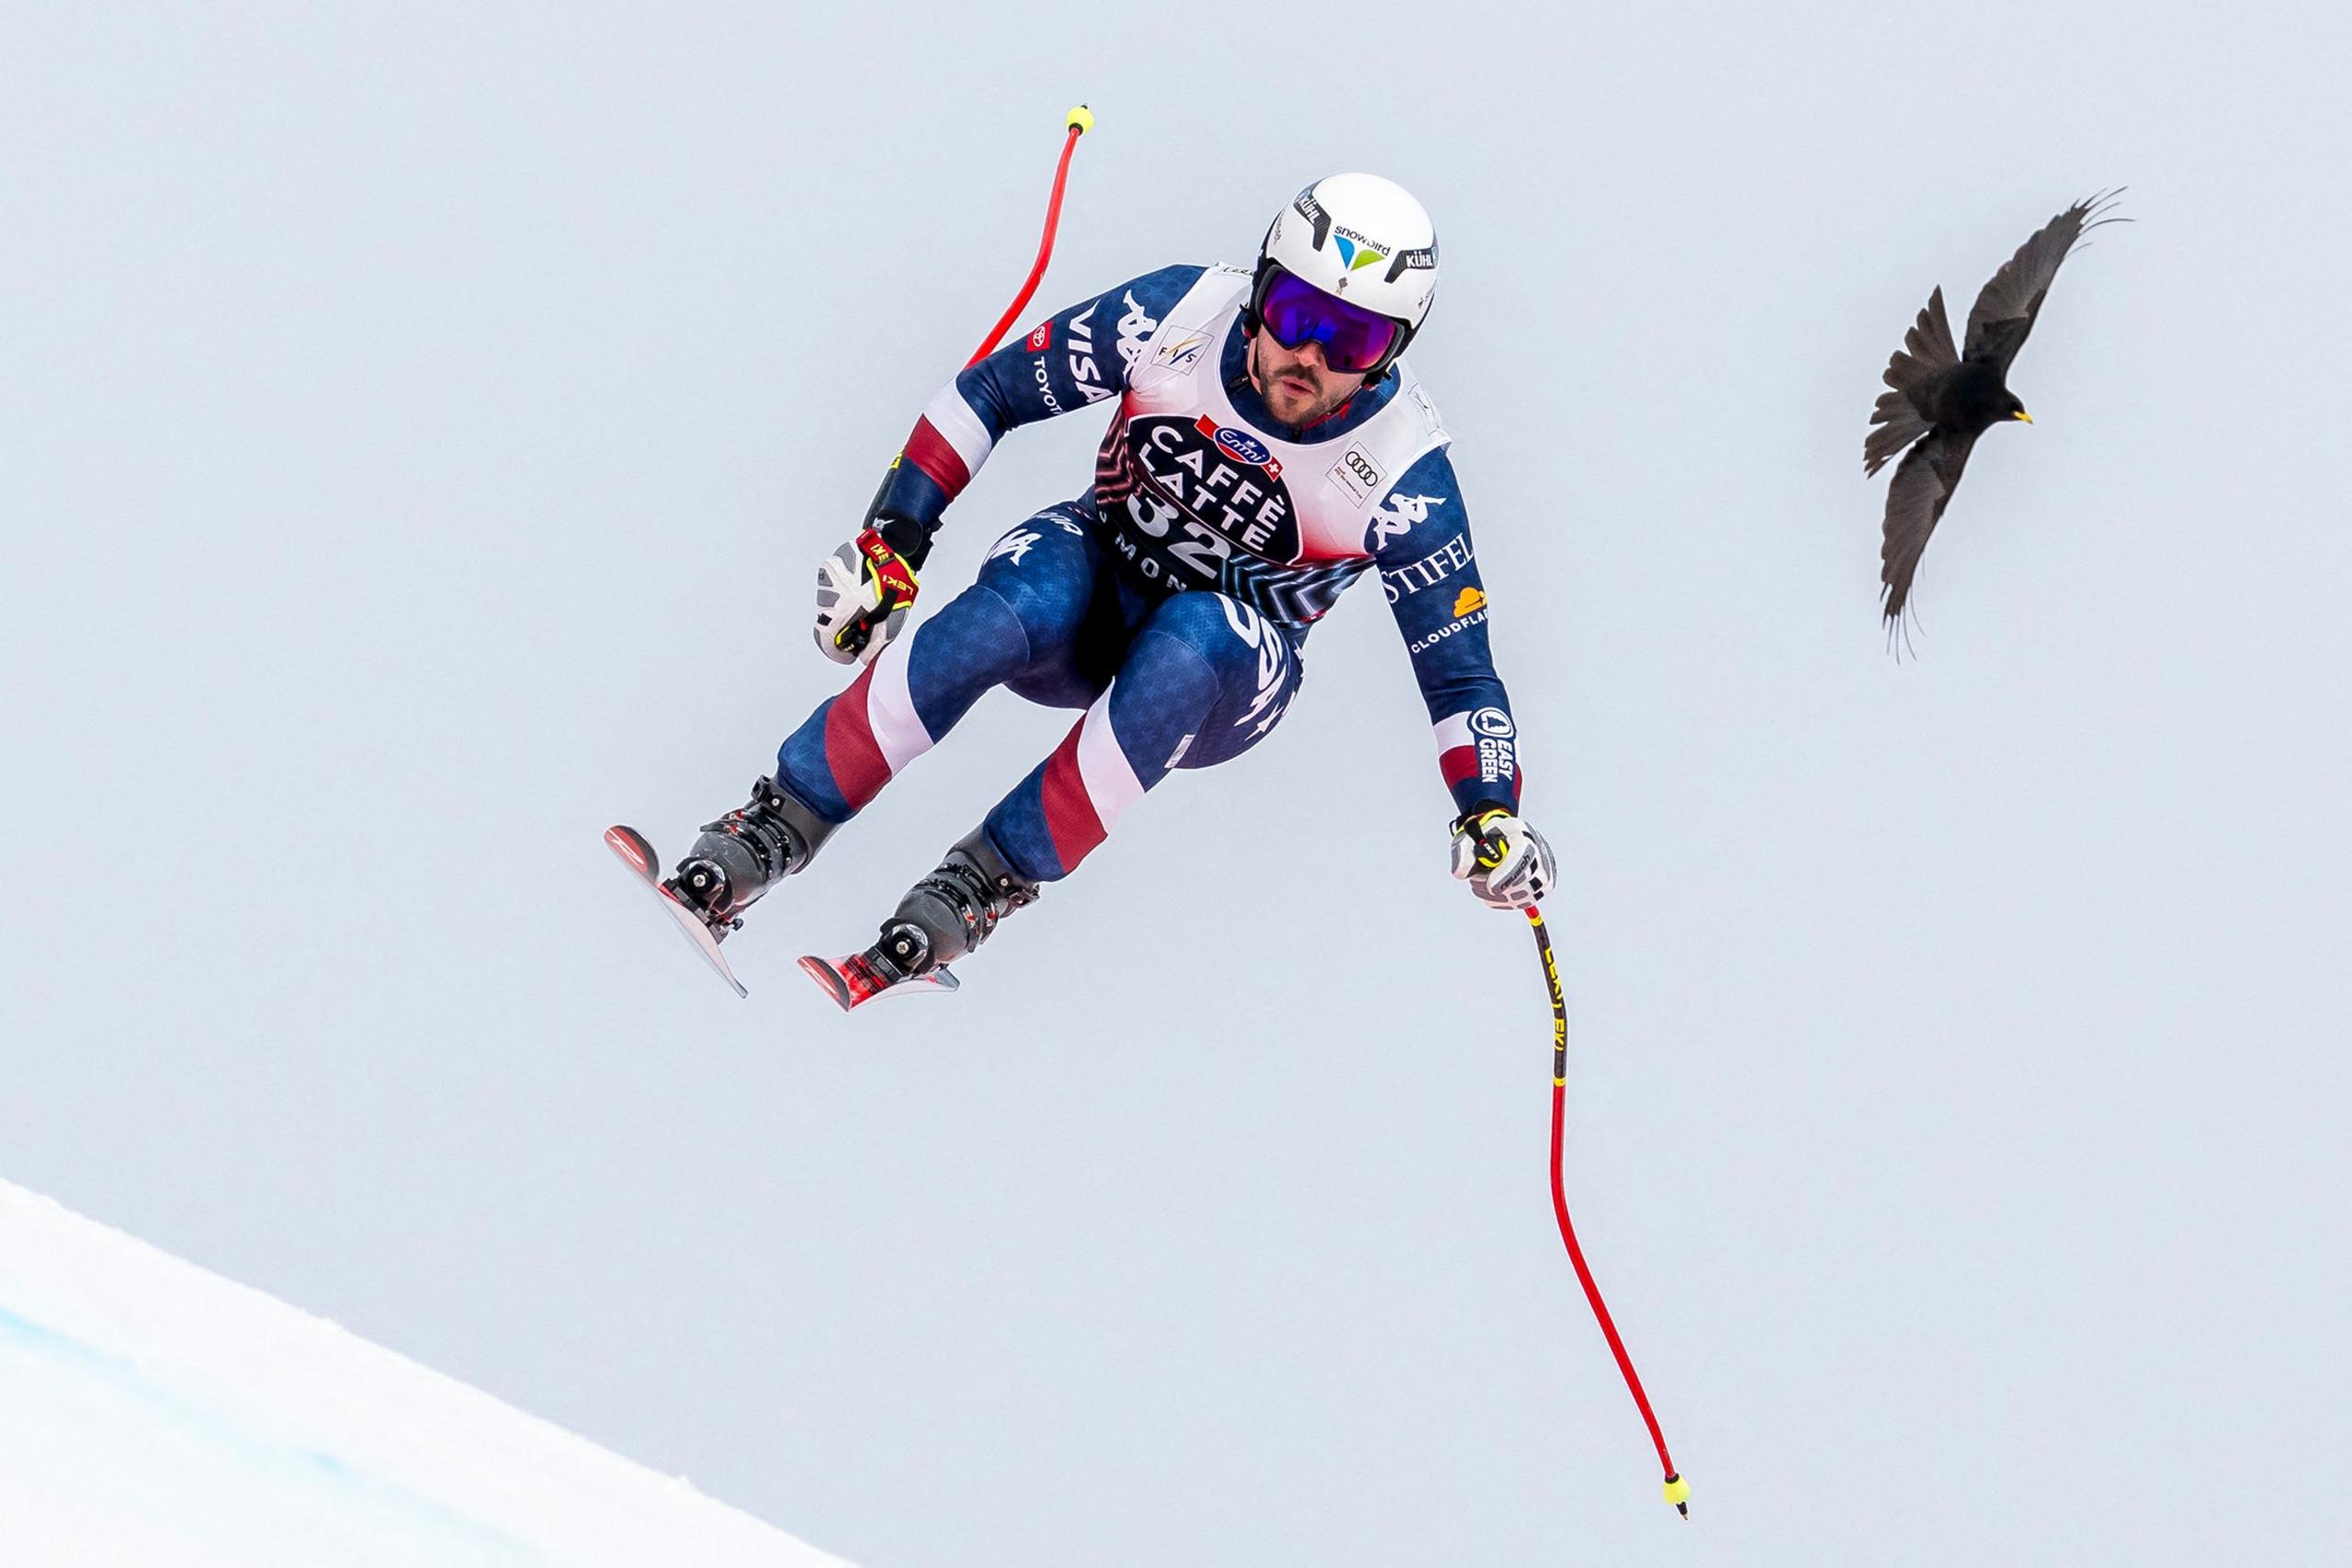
[
  {"left": 0, "top": 1179, "right": 854, "bottom": 1566},
  {"left": 6, "top": 2, "right": 2348, "bottom": 1564}
]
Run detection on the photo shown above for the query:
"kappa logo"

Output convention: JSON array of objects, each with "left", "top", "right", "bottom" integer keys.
[
  {"left": 1368, "top": 491, "right": 1446, "bottom": 549},
  {"left": 1115, "top": 290, "right": 1159, "bottom": 373},
  {"left": 1453, "top": 585, "right": 1487, "bottom": 616},
  {"left": 989, "top": 528, "right": 1043, "bottom": 566}
]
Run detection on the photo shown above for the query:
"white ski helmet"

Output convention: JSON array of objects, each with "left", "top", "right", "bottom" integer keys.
[{"left": 1247, "top": 172, "right": 1440, "bottom": 379}]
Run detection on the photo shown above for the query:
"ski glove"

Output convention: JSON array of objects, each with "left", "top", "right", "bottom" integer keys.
[
  {"left": 1450, "top": 807, "right": 1555, "bottom": 910},
  {"left": 815, "top": 527, "right": 920, "bottom": 666}
]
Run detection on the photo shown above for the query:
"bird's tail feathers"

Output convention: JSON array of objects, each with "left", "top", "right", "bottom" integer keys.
[
  {"left": 1865, "top": 287, "right": 1957, "bottom": 474},
  {"left": 1865, "top": 395, "right": 1928, "bottom": 475}
]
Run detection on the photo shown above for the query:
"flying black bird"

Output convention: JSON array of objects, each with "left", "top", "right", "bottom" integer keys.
[{"left": 1867, "top": 193, "right": 2124, "bottom": 628}]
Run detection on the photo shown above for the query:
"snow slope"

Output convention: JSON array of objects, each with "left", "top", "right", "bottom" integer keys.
[{"left": 0, "top": 1179, "right": 855, "bottom": 1567}]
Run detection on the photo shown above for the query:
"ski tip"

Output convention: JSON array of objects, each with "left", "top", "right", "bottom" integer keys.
[
  {"left": 1663, "top": 1473, "right": 1690, "bottom": 1517},
  {"left": 608, "top": 824, "right": 748, "bottom": 997},
  {"left": 798, "top": 953, "right": 962, "bottom": 1011},
  {"left": 604, "top": 824, "right": 657, "bottom": 879},
  {"left": 797, "top": 954, "right": 858, "bottom": 1013}
]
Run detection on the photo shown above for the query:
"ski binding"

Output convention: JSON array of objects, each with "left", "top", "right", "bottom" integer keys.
[
  {"left": 797, "top": 950, "right": 959, "bottom": 1012},
  {"left": 605, "top": 824, "right": 748, "bottom": 998}
]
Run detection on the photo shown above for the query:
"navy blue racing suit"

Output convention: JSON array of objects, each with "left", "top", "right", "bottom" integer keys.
[{"left": 775, "top": 264, "right": 1525, "bottom": 883}]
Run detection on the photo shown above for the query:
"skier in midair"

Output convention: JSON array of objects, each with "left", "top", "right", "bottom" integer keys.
[{"left": 656, "top": 174, "right": 1555, "bottom": 1004}]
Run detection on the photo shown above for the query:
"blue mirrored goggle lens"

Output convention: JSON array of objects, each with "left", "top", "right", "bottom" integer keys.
[{"left": 1258, "top": 269, "right": 1400, "bottom": 375}]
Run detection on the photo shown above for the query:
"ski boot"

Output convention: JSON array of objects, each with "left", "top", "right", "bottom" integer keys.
[
  {"left": 798, "top": 825, "right": 1041, "bottom": 1011},
  {"left": 669, "top": 774, "right": 837, "bottom": 931},
  {"left": 605, "top": 775, "right": 837, "bottom": 997}
]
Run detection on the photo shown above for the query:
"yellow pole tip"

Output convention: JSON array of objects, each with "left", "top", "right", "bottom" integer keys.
[
  {"left": 1662, "top": 1474, "right": 1691, "bottom": 1508},
  {"left": 1065, "top": 105, "right": 1095, "bottom": 134}
]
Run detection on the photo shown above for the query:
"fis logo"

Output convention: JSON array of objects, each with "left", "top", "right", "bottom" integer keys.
[{"left": 1154, "top": 331, "right": 1210, "bottom": 370}]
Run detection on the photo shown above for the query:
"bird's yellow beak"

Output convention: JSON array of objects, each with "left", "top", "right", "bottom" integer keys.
[{"left": 2013, "top": 409, "right": 2034, "bottom": 423}]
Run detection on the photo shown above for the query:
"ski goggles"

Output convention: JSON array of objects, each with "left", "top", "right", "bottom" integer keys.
[{"left": 1255, "top": 266, "right": 1404, "bottom": 376}]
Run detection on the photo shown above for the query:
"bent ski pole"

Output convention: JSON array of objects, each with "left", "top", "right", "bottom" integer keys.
[
  {"left": 840, "top": 106, "right": 1095, "bottom": 654},
  {"left": 966, "top": 105, "right": 1095, "bottom": 368},
  {"left": 1527, "top": 905, "right": 1689, "bottom": 1517}
]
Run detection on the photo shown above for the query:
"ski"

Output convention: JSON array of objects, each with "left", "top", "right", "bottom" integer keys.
[
  {"left": 797, "top": 950, "right": 959, "bottom": 1012},
  {"left": 604, "top": 825, "right": 749, "bottom": 998}
]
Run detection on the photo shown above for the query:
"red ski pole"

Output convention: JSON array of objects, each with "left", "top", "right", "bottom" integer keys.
[
  {"left": 1527, "top": 906, "right": 1690, "bottom": 1517},
  {"left": 836, "top": 107, "right": 1094, "bottom": 658},
  {"left": 965, "top": 105, "right": 1095, "bottom": 368}
]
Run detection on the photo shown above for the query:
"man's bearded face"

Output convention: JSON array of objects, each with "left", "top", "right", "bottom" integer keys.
[{"left": 1250, "top": 331, "right": 1367, "bottom": 427}]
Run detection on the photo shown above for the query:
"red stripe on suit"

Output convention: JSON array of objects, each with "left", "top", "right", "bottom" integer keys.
[
  {"left": 822, "top": 662, "right": 893, "bottom": 809},
  {"left": 903, "top": 416, "right": 973, "bottom": 497},
  {"left": 1038, "top": 720, "right": 1106, "bottom": 873}
]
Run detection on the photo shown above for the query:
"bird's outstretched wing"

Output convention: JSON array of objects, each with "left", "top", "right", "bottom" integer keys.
[
  {"left": 1865, "top": 286, "right": 1960, "bottom": 476},
  {"left": 1962, "top": 192, "right": 2125, "bottom": 373},
  {"left": 1881, "top": 428, "right": 1980, "bottom": 620}
]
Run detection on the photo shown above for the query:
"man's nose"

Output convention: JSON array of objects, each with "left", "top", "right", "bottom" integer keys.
[{"left": 1294, "top": 341, "right": 1328, "bottom": 373}]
